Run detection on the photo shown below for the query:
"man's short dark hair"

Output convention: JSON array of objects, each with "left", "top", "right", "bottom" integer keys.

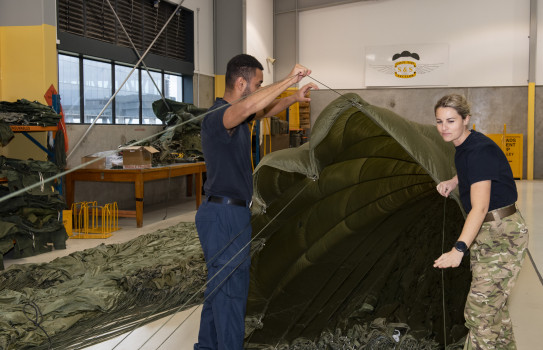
[{"left": 225, "top": 54, "right": 264, "bottom": 90}]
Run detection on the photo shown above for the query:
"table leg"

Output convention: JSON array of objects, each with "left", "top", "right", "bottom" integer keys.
[
  {"left": 64, "top": 174, "right": 75, "bottom": 209},
  {"left": 186, "top": 174, "right": 193, "bottom": 197},
  {"left": 135, "top": 173, "right": 144, "bottom": 228},
  {"left": 195, "top": 171, "right": 202, "bottom": 208}
]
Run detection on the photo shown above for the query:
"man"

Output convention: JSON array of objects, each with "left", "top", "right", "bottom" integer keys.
[{"left": 194, "top": 54, "right": 316, "bottom": 350}]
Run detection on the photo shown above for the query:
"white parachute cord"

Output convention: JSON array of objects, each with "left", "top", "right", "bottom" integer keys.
[
  {"left": 441, "top": 197, "right": 448, "bottom": 349},
  {"left": 151, "top": 179, "right": 314, "bottom": 350},
  {"left": 0, "top": 73, "right": 302, "bottom": 206}
]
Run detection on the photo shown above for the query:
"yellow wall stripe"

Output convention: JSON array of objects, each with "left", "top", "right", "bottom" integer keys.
[
  {"left": 527, "top": 82, "right": 535, "bottom": 180},
  {"left": 0, "top": 24, "right": 57, "bottom": 103},
  {"left": 214, "top": 74, "right": 225, "bottom": 99}
]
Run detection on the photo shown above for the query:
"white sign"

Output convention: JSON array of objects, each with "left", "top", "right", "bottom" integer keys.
[{"left": 365, "top": 44, "right": 449, "bottom": 87}]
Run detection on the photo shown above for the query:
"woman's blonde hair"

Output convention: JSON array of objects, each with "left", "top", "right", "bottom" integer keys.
[{"left": 434, "top": 94, "right": 471, "bottom": 120}]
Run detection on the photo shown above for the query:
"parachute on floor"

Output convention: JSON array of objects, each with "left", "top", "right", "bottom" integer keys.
[
  {"left": 245, "top": 94, "right": 471, "bottom": 348},
  {"left": 0, "top": 94, "right": 471, "bottom": 349}
]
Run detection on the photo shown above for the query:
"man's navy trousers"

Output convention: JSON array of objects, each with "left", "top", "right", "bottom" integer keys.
[{"left": 194, "top": 199, "right": 252, "bottom": 350}]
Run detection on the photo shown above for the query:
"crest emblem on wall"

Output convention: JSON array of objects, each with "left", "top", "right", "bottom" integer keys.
[{"left": 365, "top": 45, "right": 448, "bottom": 86}]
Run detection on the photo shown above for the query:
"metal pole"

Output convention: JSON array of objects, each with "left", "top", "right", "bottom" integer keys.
[
  {"left": 527, "top": 0, "right": 537, "bottom": 180},
  {"left": 68, "top": 0, "right": 185, "bottom": 159},
  {"left": 105, "top": 0, "right": 171, "bottom": 111}
]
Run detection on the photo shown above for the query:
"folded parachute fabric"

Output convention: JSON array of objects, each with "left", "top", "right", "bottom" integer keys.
[
  {"left": 0, "top": 157, "right": 68, "bottom": 270},
  {"left": 0, "top": 222, "right": 205, "bottom": 350},
  {"left": 0, "top": 99, "right": 62, "bottom": 127},
  {"left": 151, "top": 98, "right": 206, "bottom": 163},
  {"left": 0, "top": 121, "right": 14, "bottom": 146},
  {"left": 246, "top": 94, "right": 470, "bottom": 348}
]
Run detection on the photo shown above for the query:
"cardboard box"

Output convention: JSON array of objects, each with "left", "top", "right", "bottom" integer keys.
[
  {"left": 260, "top": 134, "right": 290, "bottom": 158},
  {"left": 81, "top": 155, "right": 106, "bottom": 169},
  {"left": 122, "top": 146, "right": 159, "bottom": 169}
]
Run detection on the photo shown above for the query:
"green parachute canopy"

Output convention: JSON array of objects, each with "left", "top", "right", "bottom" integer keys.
[
  {"left": 0, "top": 94, "right": 471, "bottom": 349},
  {"left": 245, "top": 94, "right": 470, "bottom": 348}
]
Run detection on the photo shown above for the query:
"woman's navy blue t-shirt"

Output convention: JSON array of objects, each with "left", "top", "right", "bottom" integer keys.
[{"left": 455, "top": 130, "right": 517, "bottom": 213}]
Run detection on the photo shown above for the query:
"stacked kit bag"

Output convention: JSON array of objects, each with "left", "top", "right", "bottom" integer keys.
[{"left": 0, "top": 156, "right": 67, "bottom": 269}]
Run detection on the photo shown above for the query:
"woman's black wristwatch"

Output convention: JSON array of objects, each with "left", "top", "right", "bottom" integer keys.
[{"left": 454, "top": 241, "right": 468, "bottom": 255}]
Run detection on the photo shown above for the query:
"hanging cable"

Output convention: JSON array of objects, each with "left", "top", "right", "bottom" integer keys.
[
  {"left": 250, "top": 120, "right": 256, "bottom": 171},
  {"left": 4, "top": 70, "right": 456, "bottom": 348},
  {"left": 78, "top": 72, "right": 308, "bottom": 348},
  {"left": 104, "top": 0, "right": 172, "bottom": 112},
  {"left": 306, "top": 75, "right": 365, "bottom": 111},
  {"left": 267, "top": 118, "right": 272, "bottom": 154},
  {"left": 148, "top": 180, "right": 314, "bottom": 350},
  {"left": 111, "top": 178, "right": 313, "bottom": 349},
  {"left": 441, "top": 197, "right": 448, "bottom": 349},
  {"left": 300, "top": 74, "right": 452, "bottom": 348},
  {"left": 1, "top": 71, "right": 304, "bottom": 207},
  {"left": 67, "top": 0, "right": 186, "bottom": 160}
]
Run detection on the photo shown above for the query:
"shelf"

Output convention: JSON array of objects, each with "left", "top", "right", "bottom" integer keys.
[
  {"left": 10, "top": 125, "right": 58, "bottom": 132},
  {"left": 4, "top": 125, "right": 58, "bottom": 160}
]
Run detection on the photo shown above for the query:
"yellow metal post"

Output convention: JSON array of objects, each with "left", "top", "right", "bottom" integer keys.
[
  {"left": 527, "top": 83, "right": 535, "bottom": 180},
  {"left": 503, "top": 124, "right": 506, "bottom": 149}
]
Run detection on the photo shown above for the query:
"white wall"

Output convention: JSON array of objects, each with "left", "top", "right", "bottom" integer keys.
[
  {"left": 245, "top": 0, "right": 274, "bottom": 85},
  {"left": 299, "top": 0, "right": 532, "bottom": 89}
]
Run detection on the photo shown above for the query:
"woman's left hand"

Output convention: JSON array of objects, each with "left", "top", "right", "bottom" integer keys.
[{"left": 433, "top": 248, "right": 464, "bottom": 268}]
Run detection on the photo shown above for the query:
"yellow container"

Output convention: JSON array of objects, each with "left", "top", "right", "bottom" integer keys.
[
  {"left": 276, "top": 88, "right": 300, "bottom": 129},
  {"left": 487, "top": 133, "right": 523, "bottom": 179},
  {"left": 62, "top": 210, "right": 73, "bottom": 237}
]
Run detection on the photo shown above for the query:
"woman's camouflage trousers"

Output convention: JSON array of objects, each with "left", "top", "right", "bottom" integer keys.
[{"left": 464, "top": 210, "right": 528, "bottom": 350}]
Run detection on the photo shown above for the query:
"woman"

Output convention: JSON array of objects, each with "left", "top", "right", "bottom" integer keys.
[{"left": 433, "top": 94, "right": 528, "bottom": 349}]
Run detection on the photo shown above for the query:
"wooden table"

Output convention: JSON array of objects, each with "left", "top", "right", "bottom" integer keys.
[{"left": 64, "top": 162, "right": 206, "bottom": 228}]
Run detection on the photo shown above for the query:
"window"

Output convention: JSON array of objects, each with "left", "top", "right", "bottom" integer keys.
[
  {"left": 142, "top": 70, "right": 163, "bottom": 125},
  {"left": 83, "top": 58, "right": 113, "bottom": 124},
  {"left": 58, "top": 55, "right": 80, "bottom": 123},
  {"left": 59, "top": 53, "right": 184, "bottom": 125},
  {"left": 164, "top": 73, "right": 183, "bottom": 102},
  {"left": 115, "top": 65, "right": 140, "bottom": 125},
  {"left": 56, "top": 0, "right": 194, "bottom": 125}
]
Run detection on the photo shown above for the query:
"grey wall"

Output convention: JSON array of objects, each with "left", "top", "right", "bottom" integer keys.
[
  {"left": 193, "top": 73, "right": 215, "bottom": 108},
  {"left": 214, "top": 0, "right": 244, "bottom": 74},
  {"left": 0, "top": 0, "right": 56, "bottom": 26},
  {"left": 66, "top": 124, "right": 192, "bottom": 209},
  {"left": 274, "top": 7, "right": 297, "bottom": 81},
  {"left": 310, "top": 87, "right": 543, "bottom": 179},
  {"left": 73, "top": 178, "right": 188, "bottom": 211}
]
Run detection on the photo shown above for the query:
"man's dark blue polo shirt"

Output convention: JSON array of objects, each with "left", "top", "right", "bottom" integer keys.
[{"left": 201, "top": 98, "right": 254, "bottom": 201}]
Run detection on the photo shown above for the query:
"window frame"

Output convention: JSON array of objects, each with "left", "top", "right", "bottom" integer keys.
[
  {"left": 56, "top": 0, "right": 194, "bottom": 125},
  {"left": 59, "top": 52, "right": 187, "bottom": 125}
]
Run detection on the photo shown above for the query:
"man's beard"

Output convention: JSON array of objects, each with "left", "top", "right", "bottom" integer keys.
[{"left": 242, "top": 84, "right": 252, "bottom": 98}]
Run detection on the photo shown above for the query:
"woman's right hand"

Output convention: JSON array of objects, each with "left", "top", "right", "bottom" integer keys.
[{"left": 436, "top": 176, "right": 458, "bottom": 198}]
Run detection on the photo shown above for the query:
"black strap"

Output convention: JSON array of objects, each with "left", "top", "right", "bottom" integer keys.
[{"left": 207, "top": 195, "right": 247, "bottom": 207}]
